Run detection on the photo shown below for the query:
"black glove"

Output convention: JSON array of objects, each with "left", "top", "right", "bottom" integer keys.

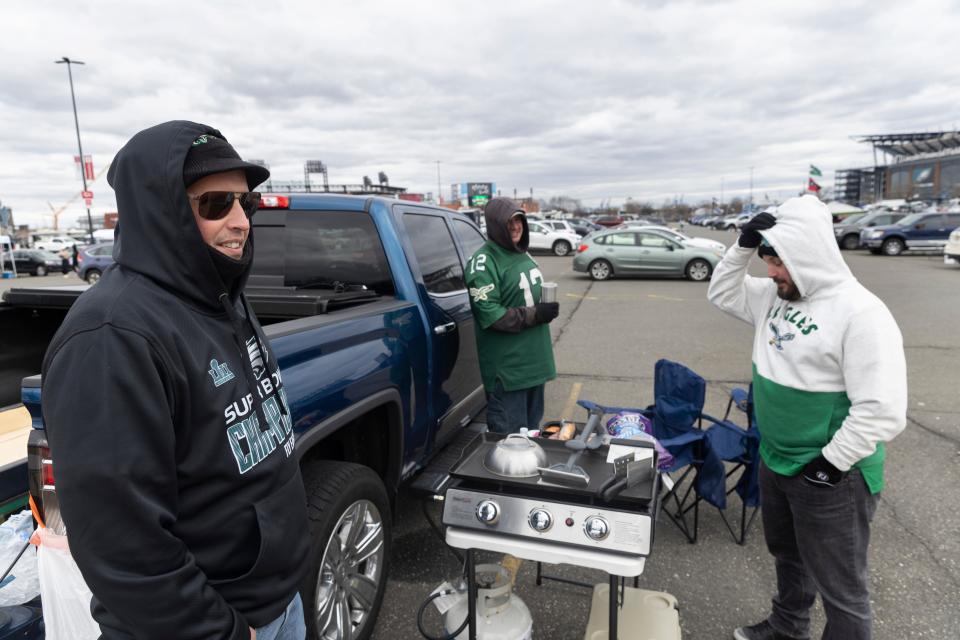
[
  {"left": 533, "top": 302, "right": 559, "bottom": 325},
  {"left": 802, "top": 455, "right": 847, "bottom": 488},
  {"left": 738, "top": 212, "right": 777, "bottom": 248}
]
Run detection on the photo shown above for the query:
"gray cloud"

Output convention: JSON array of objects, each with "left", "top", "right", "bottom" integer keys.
[{"left": 2, "top": 0, "right": 960, "bottom": 227}]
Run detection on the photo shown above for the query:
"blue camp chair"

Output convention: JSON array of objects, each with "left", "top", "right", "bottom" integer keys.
[
  {"left": 578, "top": 359, "right": 727, "bottom": 544},
  {"left": 700, "top": 384, "right": 761, "bottom": 544}
]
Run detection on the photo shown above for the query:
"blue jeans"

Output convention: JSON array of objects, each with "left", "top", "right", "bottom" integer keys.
[
  {"left": 759, "top": 461, "right": 879, "bottom": 640},
  {"left": 485, "top": 381, "right": 545, "bottom": 434},
  {"left": 255, "top": 593, "right": 306, "bottom": 640}
]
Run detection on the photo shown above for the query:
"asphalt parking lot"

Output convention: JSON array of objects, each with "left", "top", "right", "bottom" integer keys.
[{"left": 373, "top": 228, "right": 960, "bottom": 640}]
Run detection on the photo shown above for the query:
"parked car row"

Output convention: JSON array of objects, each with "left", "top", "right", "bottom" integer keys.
[
  {"left": 833, "top": 210, "right": 907, "bottom": 250},
  {"left": 833, "top": 210, "right": 960, "bottom": 256},
  {"left": 2, "top": 242, "right": 116, "bottom": 282}
]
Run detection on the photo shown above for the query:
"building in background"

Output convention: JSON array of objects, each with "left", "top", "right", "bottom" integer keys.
[{"left": 836, "top": 131, "right": 960, "bottom": 204}]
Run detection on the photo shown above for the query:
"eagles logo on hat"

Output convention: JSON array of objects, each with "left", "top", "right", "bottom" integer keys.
[{"left": 183, "top": 135, "right": 270, "bottom": 190}]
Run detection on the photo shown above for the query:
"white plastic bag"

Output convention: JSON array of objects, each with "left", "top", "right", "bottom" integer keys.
[
  {"left": 36, "top": 527, "right": 100, "bottom": 640},
  {"left": 0, "top": 509, "right": 39, "bottom": 606}
]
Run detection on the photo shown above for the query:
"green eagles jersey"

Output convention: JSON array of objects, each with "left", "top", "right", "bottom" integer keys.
[{"left": 465, "top": 242, "right": 557, "bottom": 392}]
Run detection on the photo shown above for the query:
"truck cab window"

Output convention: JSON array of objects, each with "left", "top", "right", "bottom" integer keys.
[
  {"left": 404, "top": 213, "right": 466, "bottom": 294},
  {"left": 452, "top": 219, "right": 485, "bottom": 261},
  {"left": 284, "top": 211, "right": 395, "bottom": 296}
]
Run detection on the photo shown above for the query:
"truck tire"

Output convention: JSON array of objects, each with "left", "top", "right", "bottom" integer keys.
[
  {"left": 552, "top": 240, "right": 571, "bottom": 256},
  {"left": 300, "top": 460, "right": 391, "bottom": 640},
  {"left": 841, "top": 234, "right": 860, "bottom": 250}
]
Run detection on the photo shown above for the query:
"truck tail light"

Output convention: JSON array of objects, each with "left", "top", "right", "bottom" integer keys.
[
  {"left": 577, "top": 243, "right": 589, "bottom": 253},
  {"left": 27, "top": 430, "right": 65, "bottom": 534},
  {"left": 259, "top": 195, "right": 289, "bottom": 209}
]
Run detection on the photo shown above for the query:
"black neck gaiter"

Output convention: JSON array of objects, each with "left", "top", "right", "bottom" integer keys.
[{"left": 206, "top": 243, "right": 251, "bottom": 299}]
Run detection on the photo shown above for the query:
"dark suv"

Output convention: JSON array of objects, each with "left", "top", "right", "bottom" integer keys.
[
  {"left": 834, "top": 210, "right": 907, "bottom": 250},
  {"left": 863, "top": 211, "right": 960, "bottom": 256},
  {"left": 77, "top": 242, "right": 114, "bottom": 283}
]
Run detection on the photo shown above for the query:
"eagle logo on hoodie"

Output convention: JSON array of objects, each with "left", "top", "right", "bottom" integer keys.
[{"left": 769, "top": 323, "right": 796, "bottom": 351}]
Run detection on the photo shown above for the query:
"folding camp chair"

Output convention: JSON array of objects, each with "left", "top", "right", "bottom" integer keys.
[
  {"left": 577, "top": 359, "right": 727, "bottom": 544},
  {"left": 699, "top": 384, "right": 761, "bottom": 545}
]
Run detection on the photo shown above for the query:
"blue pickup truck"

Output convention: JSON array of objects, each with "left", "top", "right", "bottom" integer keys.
[{"left": 7, "top": 194, "right": 488, "bottom": 640}]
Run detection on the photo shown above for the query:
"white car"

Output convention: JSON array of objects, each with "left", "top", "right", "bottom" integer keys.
[
  {"left": 945, "top": 228, "right": 960, "bottom": 266},
  {"left": 526, "top": 220, "right": 581, "bottom": 256},
  {"left": 642, "top": 225, "right": 727, "bottom": 253},
  {"left": 539, "top": 219, "right": 580, "bottom": 235},
  {"left": 34, "top": 236, "right": 79, "bottom": 252}
]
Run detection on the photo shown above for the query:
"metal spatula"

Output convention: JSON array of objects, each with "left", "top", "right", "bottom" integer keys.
[{"left": 537, "top": 407, "right": 603, "bottom": 487}]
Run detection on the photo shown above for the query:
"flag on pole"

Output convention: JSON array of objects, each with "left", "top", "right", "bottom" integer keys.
[
  {"left": 809, "top": 164, "right": 822, "bottom": 177},
  {"left": 74, "top": 155, "right": 94, "bottom": 181},
  {"left": 808, "top": 178, "right": 822, "bottom": 193}
]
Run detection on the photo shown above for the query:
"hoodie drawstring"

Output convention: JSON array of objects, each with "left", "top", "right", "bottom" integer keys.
[
  {"left": 219, "top": 293, "right": 274, "bottom": 432},
  {"left": 240, "top": 295, "right": 291, "bottom": 419}
]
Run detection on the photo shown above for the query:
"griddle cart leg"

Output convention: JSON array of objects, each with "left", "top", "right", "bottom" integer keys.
[
  {"left": 609, "top": 574, "right": 619, "bottom": 640},
  {"left": 467, "top": 549, "right": 477, "bottom": 640}
]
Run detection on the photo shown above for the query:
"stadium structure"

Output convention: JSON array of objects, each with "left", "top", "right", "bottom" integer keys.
[{"left": 836, "top": 131, "right": 960, "bottom": 204}]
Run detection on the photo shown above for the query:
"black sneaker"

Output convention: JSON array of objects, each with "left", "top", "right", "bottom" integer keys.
[{"left": 733, "top": 620, "right": 807, "bottom": 640}]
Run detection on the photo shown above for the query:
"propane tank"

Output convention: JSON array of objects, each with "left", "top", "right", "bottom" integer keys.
[{"left": 443, "top": 564, "right": 533, "bottom": 640}]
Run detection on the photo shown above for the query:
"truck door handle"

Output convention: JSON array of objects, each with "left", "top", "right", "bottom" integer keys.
[{"left": 434, "top": 322, "right": 456, "bottom": 335}]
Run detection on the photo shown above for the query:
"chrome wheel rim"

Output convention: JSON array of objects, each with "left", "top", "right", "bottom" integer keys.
[
  {"left": 315, "top": 499, "right": 385, "bottom": 640},
  {"left": 591, "top": 261, "right": 610, "bottom": 279},
  {"left": 688, "top": 261, "right": 709, "bottom": 281},
  {"left": 883, "top": 240, "right": 903, "bottom": 255}
]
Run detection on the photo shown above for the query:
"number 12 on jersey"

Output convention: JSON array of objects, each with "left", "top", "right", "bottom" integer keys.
[{"left": 518, "top": 268, "right": 543, "bottom": 306}]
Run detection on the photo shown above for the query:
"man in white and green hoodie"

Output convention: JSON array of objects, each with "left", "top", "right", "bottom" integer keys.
[{"left": 708, "top": 195, "right": 907, "bottom": 640}]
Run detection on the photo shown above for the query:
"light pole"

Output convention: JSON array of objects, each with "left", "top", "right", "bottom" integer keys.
[
  {"left": 55, "top": 56, "right": 94, "bottom": 244},
  {"left": 436, "top": 160, "right": 442, "bottom": 204},
  {"left": 749, "top": 166, "right": 754, "bottom": 206}
]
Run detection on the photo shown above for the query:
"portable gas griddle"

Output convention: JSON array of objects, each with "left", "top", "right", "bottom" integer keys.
[{"left": 441, "top": 410, "right": 661, "bottom": 639}]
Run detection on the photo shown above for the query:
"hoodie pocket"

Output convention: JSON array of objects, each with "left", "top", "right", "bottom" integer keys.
[{"left": 210, "top": 471, "right": 309, "bottom": 586}]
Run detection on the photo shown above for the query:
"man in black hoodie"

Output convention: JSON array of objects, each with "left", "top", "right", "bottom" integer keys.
[
  {"left": 41, "top": 121, "right": 310, "bottom": 640},
  {"left": 465, "top": 198, "right": 559, "bottom": 433}
]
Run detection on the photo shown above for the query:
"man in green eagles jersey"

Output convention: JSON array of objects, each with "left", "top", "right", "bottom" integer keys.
[{"left": 465, "top": 198, "right": 559, "bottom": 434}]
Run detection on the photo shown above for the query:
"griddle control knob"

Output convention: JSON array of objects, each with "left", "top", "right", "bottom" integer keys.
[
  {"left": 584, "top": 516, "right": 610, "bottom": 541},
  {"left": 476, "top": 500, "right": 500, "bottom": 526},
  {"left": 528, "top": 508, "right": 553, "bottom": 532}
]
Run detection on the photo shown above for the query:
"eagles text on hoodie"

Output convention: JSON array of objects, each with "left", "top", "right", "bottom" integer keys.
[{"left": 707, "top": 195, "right": 907, "bottom": 493}]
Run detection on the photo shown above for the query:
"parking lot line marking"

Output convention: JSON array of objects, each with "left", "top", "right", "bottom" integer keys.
[
  {"left": 561, "top": 382, "right": 583, "bottom": 422},
  {"left": 647, "top": 294, "right": 686, "bottom": 302}
]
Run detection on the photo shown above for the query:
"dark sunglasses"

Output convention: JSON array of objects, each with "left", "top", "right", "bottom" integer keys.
[{"left": 188, "top": 191, "right": 261, "bottom": 220}]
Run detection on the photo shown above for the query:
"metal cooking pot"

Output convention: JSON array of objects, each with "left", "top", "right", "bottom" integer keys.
[{"left": 482, "top": 433, "right": 548, "bottom": 478}]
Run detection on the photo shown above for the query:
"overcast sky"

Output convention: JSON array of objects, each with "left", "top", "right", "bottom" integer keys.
[{"left": 3, "top": 0, "right": 960, "bottom": 229}]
